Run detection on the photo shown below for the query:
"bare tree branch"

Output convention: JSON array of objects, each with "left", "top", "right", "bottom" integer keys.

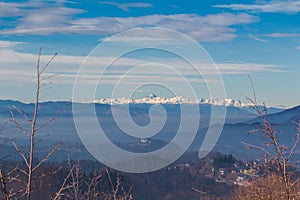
[
  {"left": 35, "top": 103, "right": 69, "bottom": 132},
  {"left": 241, "top": 141, "right": 272, "bottom": 156},
  {"left": 235, "top": 75, "right": 300, "bottom": 200},
  {"left": 32, "top": 143, "right": 61, "bottom": 172},
  {"left": 8, "top": 138, "right": 29, "bottom": 168},
  {"left": 0, "top": 169, "right": 9, "bottom": 200}
]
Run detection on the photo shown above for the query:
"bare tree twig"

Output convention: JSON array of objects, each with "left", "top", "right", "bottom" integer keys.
[
  {"left": 0, "top": 169, "right": 9, "bottom": 200},
  {"left": 234, "top": 75, "right": 300, "bottom": 200},
  {"left": 8, "top": 138, "right": 29, "bottom": 168},
  {"left": 32, "top": 143, "right": 61, "bottom": 172},
  {"left": 241, "top": 141, "right": 272, "bottom": 156}
]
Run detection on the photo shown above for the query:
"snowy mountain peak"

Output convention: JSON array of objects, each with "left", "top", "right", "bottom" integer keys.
[
  {"left": 147, "top": 93, "right": 157, "bottom": 99},
  {"left": 92, "top": 95, "right": 251, "bottom": 107}
]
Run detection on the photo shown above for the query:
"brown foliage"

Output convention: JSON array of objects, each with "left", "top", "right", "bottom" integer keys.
[
  {"left": 233, "top": 76, "right": 300, "bottom": 200},
  {"left": 232, "top": 174, "right": 300, "bottom": 200}
]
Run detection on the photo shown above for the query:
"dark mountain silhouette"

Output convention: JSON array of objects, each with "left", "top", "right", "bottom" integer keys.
[{"left": 248, "top": 105, "right": 300, "bottom": 124}]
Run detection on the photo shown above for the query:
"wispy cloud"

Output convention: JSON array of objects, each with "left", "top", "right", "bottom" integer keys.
[
  {"left": 0, "top": 40, "right": 25, "bottom": 48},
  {"left": 0, "top": 2, "right": 25, "bottom": 17},
  {"left": 0, "top": 1, "right": 84, "bottom": 35},
  {"left": 0, "top": 8, "right": 258, "bottom": 42},
  {"left": 263, "top": 33, "right": 300, "bottom": 38},
  {"left": 0, "top": 1, "right": 83, "bottom": 17},
  {"left": 296, "top": 46, "right": 300, "bottom": 50},
  {"left": 0, "top": 40, "right": 285, "bottom": 87},
  {"left": 214, "top": 1, "right": 300, "bottom": 13},
  {"left": 247, "top": 34, "right": 268, "bottom": 43},
  {"left": 0, "top": 40, "right": 286, "bottom": 102},
  {"left": 100, "top": 1, "right": 153, "bottom": 12}
]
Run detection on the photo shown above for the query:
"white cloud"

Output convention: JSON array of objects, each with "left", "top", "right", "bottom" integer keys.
[
  {"left": 100, "top": 2, "right": 153, "bottom": 12},
  {"left": 0, "top": 1, "right": 258, "bottom": 42},
  {"left": 0, "top": 1, "right": 84, "bottom": 36},
  {"left": 217, "top": 62, "right": 285, "bottom": 74},
  {"left": 0, "top": 11, "right": 258, "bottom": 42},
  {"left": 0, "top": 41, "right": 285, "bottom": 88},
  {"left": 247, "top": 34, "right": 268, "bottom": 43},
  {"left": 263, "top": 33, "right": 300, "bottom": 38},
  {"left": 0, "top": 1, "right": 83, "bottom": 17},
  {"left": 296, "top": 46, "right": 300, "bottom": 50},
  {"left": 214, "top": 1, "right": 300, "bottom": 13},
  {"left": 0, "top": 2, "right": 25, "bottom": 17},
  {"left": 0, "top": 41, "right": 25, "bottom": 48}
]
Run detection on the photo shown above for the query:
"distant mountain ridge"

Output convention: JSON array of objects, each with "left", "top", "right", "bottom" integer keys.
[
  {"left": 0, "top": 98, "right": 299, "bottom": 160},
  {"left": 0, "top": 96, "right": 283, "bottom": 120},
  {"left": 0, "top": 94, "right": 284, "bottom": 109},
  {"left": 92, "top": 94, "right": 252, "bottom": 107},
  {"left": 249, "top": 105, "right": 300, "bottom": 124}
]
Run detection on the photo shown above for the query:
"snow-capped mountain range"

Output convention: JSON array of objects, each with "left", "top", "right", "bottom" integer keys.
[{"left": 92, "top": 94, "right": 251, "bottom": 107}]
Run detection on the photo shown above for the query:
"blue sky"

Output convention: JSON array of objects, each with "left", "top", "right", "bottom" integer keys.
[{"left": 0, "top": 0, "right": 300, "bottom": 107}]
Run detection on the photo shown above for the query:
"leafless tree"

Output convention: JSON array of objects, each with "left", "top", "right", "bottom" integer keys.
[
  {"left": 102, "top": 169, "right": 133, "bottom": 200},
  {"left": 0, "top": 47, "right": 134, "bottom": 200},
  {"left": 54, "top": 161, "right": 133, "bottom": 200},
  {"left": 1, "top": 47, "right": 62, "bottom": 200},
  {"left": 234, "top": 76, "right": 300, "bottom": 200},
  {"left": 0, "top": 169, "right": 9, "bottom": 200},
  {"left": 233, "top": 173, "right": 300, "bottom": 200}
]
